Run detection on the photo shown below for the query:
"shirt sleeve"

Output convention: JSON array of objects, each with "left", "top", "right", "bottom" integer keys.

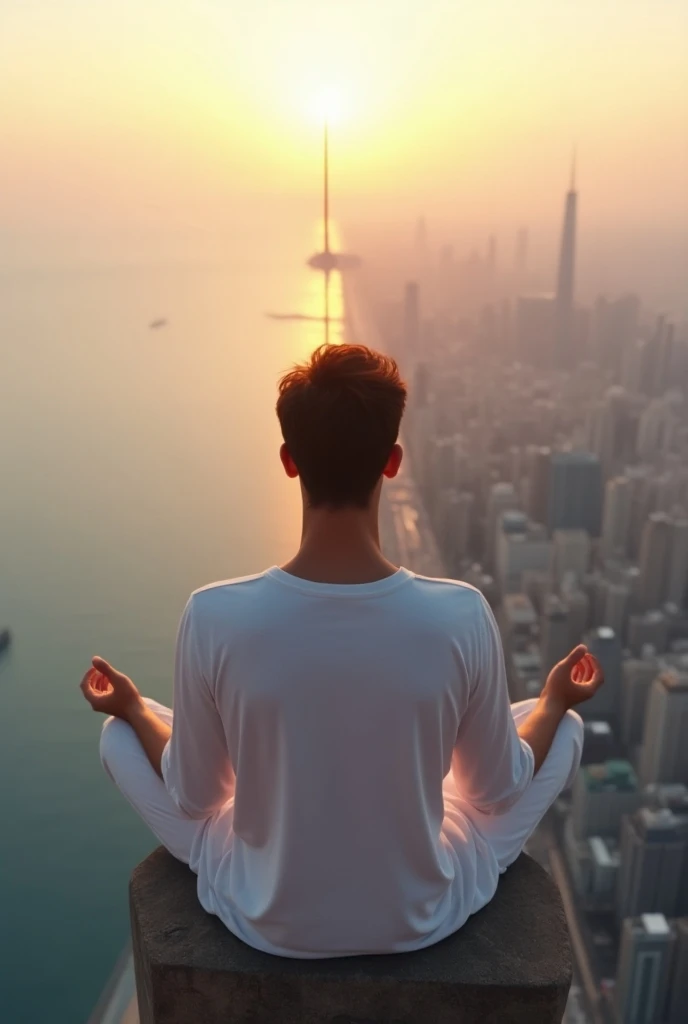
[
  {"left": 451, "top": 593, "right": 534, "bottom": 815},
  {"left": 161, "top": 596, "right": 235, "bottom": 819}
]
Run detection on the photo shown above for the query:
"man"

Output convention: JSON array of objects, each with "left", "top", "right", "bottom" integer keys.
[{"left": 81, "top": 343, "right": 602, "bottom": 958}]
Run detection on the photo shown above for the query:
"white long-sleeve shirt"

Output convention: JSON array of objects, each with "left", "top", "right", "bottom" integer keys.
[{"left": 161, "top": 566, "right": 534, "bottom": 957}]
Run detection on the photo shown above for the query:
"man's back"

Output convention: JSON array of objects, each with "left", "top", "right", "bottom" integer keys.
[
  {"left": 161, "top": 566, "right": 533, "bottom": 957},
  {"left": 89, "top": 344, "right": 595, "bottom": 960}
]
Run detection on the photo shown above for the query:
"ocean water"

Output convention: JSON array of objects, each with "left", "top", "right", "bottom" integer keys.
[{"left": 0, "top": 220, "right": 344, "bottom": 1023}]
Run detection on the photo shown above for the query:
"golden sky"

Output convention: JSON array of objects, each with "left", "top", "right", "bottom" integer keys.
[{"left": 2, "top": 1, "right": 687, "bottom": 265}]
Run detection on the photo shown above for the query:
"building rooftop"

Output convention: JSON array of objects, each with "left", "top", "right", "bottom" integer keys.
[
  {"left": 551, "top": 451, "right": 601, "bottom": 466},
  {"left": 503, "top": 592, "right": 537, "bottom": 625},
  {"left": 640, "top": 914, "right": 671, "bottom": 936},
  {"left": 635, "top": 806, "right": 688, "bottom": 836},
  {"left": 583, "top": 761, "right": 638, "bottom": 792}
]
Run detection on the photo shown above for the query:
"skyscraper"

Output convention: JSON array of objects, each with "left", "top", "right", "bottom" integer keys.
[
  {"left": 614, "top": 914, "right": 676, "bottom": 1024},
  {"left": 646, "top": 315, "right": 677, "bottom": 397},
  {"left": 412, "top": 361, "right": 430, "bottom": 409},
  {"left": 551, "top": 529, "right": 591, "bottom": 588},
  {"left": 496, "top": 516, "right": 551, "bottom": 596},
  {"left": 667, "top": 516, "right": 688, "bottom": 608},
  {"left": 666, "top": 918, "right": 688, "bottom": 1024},
  {"left": 515, "top": 294, "right": 555, "bottom": 364},
  {"left": 403, "top": 281, "right": 420, "bottom": 370},
  {"left": 637, "top": 395, "right": 679, "bottom": 463},
  {"left": 485, "top": 482, "right": 519, "bottom": 569},
  {"left": 602, "top": 476, "right": 633, "bottom": 561},
  {"left": 590, "top": 292, "right": 641, "bottom": 373},
  {"left": 540, "top": 594, "right": 570, "bottom": 680},
  {"left": 548, "top": 452, "right": 603, "bottom": 537},
  {"left": 571, "top": 761, "right": 639, "bottom": 839},
  {"left": 439, "top": 489, "right": 474, "bottom": 572},
  {"left": 561, "top": 580, "right": 590, "bottom": 648},
  {"left": 621, "top": 656, "right": 660, "bottom": 752},
  {"left": 627, "top": 611, "right": 669, "bottom": 658},
  {"left": 617, "top": 809, "right": 688, "bottom": 921},
  {"left": 602, "top": 583, "right": 631, "bottom": 641},
  {"left": 587, "top": 386, "right": 633, "bottom": 477},
  {"left": 527, "top": 446, "right": 551, "bottom": 526},
  {"left": 639, "top": 672, "right": 688, "bottom": 786},
  {"left": 553, "top": 160, "right": 577, "bottom": 368},
  {"left": 580, "top": 626, "right": 623, "bottom": 720},
  {"left": 637, "top": 512, "right": 673, "bottom": 609},
  {"left": 621, "top": 337, "right": 649, "bottom": 395}
]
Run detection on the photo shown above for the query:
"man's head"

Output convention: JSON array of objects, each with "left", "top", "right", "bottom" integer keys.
[{"left": 276, "top": 344, "right": 407, "bottom": 509}]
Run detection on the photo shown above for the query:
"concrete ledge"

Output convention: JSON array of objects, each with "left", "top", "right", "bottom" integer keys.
[{"left": 130, "top": 847, "right": 572, "bottom": 1024}]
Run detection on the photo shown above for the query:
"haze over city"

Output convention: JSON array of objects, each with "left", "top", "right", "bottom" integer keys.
[{"left": 2, "top": 1, "right": 687, "bottom": 311}]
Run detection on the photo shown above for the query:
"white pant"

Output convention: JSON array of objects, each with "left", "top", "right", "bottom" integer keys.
[{"left": 100, "top": 697, "right": 583, "bottom": 875}]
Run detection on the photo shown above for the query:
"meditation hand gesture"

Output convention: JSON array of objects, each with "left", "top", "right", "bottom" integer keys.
[
  {"left": 542, "top": 645, "right": 604, "bottom": 712},
  {"left": 80, "top": 657, "right": 144, "bottom": 722}
]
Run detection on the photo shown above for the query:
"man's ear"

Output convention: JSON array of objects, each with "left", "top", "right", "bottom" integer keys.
[
  {"left": 382, "top": 443, "right": 403, "bottom": 479},
  {"left": 280, "top": 443, "right": 299, "bottom": 479}
]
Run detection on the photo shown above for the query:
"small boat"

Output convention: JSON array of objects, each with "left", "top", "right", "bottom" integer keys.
[
  {"left": 149, "top": 318, "right": 168, "bottom": 329},
  {"left": 0, "top": 629, "right": 11, "bottom": 653}
]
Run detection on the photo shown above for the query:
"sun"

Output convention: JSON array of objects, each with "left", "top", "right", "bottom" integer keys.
[{"left": 311, "top": 85, "right": 348, "bottom": 126}]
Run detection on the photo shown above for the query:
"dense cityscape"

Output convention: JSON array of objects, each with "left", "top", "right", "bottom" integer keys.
[{"left": 371, "top": 174, "right": 688, "bottom": 1024}]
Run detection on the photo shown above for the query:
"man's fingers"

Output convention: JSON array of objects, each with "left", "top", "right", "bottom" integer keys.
[
  {"left": 563, "top": 645, "right": 588, "bottom": 670},
  {"left": 589, "top": 655, "right": 604, "bottom": 688},
  {"left": 92, "top": 656, "right": 124, "bottom": 684},
  {"left": 80, "top": 667, "right": 99, "bottom": 693}
]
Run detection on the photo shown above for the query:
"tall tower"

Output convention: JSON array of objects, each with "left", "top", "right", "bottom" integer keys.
[
  {"left": 667, "top": 516, "right": 688, "bottom": 607},
  {"left": 615, "top": 915, "right": 676, "bottom": 1024},
  {"left": 540, "top": 594, "right": 570, "bottom": 681},
  {"left": 547, "top": 452, "right": 603, "bottom": 537},
  {"left": 403, "top": 281, "right": 420, "bottom": 371},
  {"left": 639, "top": 671, "right": 688, "bottom": 785},
  {"left": 601, "top": 476, "right": 633, "bottom": 561},
  {"left": 553, "top": 156, "right": 577, "bottom": 368},
  {"left": 638, "top": 512, "right": 673, "bottom": 609}
]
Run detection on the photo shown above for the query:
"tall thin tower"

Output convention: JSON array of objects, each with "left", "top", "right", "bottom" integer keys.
[
  {"left": 554, "top": 154, "right": 577, "bottom": 367},
  {"left": 306, "top": 117, "right": 361, "bottom": 343}
]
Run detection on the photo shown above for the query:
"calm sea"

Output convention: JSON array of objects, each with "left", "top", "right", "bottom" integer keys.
[{"left": 0, "top": 217, "right": 344, "bottom": 1023}]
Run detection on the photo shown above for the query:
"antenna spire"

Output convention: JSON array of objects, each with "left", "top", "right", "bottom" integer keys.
[{"left": 323, "top": 122, "right": 330, "bottom": 254}]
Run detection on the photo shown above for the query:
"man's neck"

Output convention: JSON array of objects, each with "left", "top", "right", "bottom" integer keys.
[{"left": 281, "top": 502, "right": 399, "bottom": 585}]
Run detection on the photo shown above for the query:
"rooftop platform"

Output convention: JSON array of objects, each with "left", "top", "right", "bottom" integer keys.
[{"left": 129, "top": 846, "right": 572, "bottom": 1024}]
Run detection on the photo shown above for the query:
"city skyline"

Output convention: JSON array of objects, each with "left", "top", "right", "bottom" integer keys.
[
  {"left": 2, "top": 1, "right": 687, "bottom": 313},
  {"left": 380, "top": 153, "right": 688, "bottom": 1020}
]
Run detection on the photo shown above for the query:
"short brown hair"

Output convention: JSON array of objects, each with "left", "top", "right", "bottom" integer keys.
[{"left": 276, "top": 344, "right": 407, "bottom": 508}]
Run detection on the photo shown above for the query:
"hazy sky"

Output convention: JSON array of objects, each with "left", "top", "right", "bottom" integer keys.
[{"left": 2, "top": 0, "right": 687, "bottom": 298}]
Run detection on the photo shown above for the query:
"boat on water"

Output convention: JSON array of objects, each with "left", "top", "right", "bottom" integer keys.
[
  {"left": 0, "top": 629, "right": 11, "bottom": 653},
  {"left": 149, "top": 318, "right": 168, "bottom": 329}
]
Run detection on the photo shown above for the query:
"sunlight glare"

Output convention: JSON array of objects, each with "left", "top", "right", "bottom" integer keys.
[{"left": 311, "top": 85, "right": 347, "bottom": 125}]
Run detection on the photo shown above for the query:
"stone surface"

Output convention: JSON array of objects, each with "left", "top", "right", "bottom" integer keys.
[{"left": 130, "top": 847, "right": 572, "bottom": 1024}]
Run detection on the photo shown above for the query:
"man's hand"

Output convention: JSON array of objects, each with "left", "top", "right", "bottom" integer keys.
[
  {"left": 80, "top": 657, "right": 144, "bottom": 722},
  {"left": 517, "top": 646, "right": 603, "bottom": 775},
  {"left": 542, "top": 645, "right": 604, "bottom": 713}
]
